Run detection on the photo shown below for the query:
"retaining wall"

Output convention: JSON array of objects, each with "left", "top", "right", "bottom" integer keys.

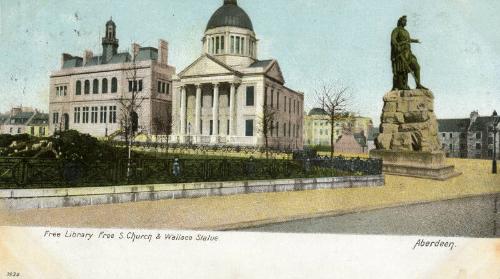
[{"left": 0, "top": 175, "right": 384, "bottom": 210}]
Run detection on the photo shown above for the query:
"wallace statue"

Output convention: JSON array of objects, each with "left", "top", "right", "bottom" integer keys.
[{"left": 391, "top": 15, "right": 428, "bottom": 90}]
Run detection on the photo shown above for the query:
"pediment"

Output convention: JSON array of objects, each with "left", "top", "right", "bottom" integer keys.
[
  {"left": 179, "top": 55, "right": 235, "bottom": 78},
  {"left": 265, "top": 61, "right": 285, "bottom": 84}
]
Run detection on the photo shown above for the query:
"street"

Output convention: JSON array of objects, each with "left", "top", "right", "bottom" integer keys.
[{"left": 242, "top": 195, "right": 499, "bottom": 237}]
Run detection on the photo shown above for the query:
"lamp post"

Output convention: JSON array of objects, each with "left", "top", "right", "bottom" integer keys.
[{"left": 492, "top": 110, "right": 499, "bottom": 174}]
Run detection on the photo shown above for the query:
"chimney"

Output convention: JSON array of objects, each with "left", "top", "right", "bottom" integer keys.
[
  {"left": 131, "top": 43, "right": 141, "bottom": 60},
  {"left": 158, "top": 39, "right": 169, "bottom": 65},
  {"left": 83, "top": 50, "right": 94, "bottom": 65},
  {"left": 61, "top": 53, "right": 73, "bottom": 68},
  {"left": 10, "top": 107, "right": 21, "bottom": 117},
  {"left": 470, "top": 110, "right": 479, "bottom": 123}
]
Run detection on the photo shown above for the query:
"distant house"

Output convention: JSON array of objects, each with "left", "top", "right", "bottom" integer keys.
[
  {"left": 1, "top": 108, "right": 35, "bottom": 135},
  {"left": 437, "top": 111, "right": 499, "bottom": 160},
  {"left": 26, "top": 112, "right": 49, "bottom": 137}
]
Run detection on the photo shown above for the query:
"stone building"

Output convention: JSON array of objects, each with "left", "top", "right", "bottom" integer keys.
[
  {"left": 437, "top": 111, "right": 499, "bottom": 159},
  {"left": 49, "top": 19, "right": 175, "bottom": 138},
  {"left": 0, "top": 107, "right": 48, "bottom": 137},
  {"left": 171, "top": 0, "right": 304, "bottom": 149},
  {"left": 303, "top": 108, "right": 373, "bottom": 148}
]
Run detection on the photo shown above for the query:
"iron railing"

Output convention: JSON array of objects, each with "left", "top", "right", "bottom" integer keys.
[{"left": 0, "top": 157, "right": 382, "bottom": 189}]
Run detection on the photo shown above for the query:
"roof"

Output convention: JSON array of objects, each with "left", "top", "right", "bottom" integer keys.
[
  {"left": 437, "top": 119, "right": 470, "bottom": 133},
  {"left": 6, "top": 112, "right": 34, "bottom": 125},
  {"left": 27, "top": 113, "right": 49, "bottom": 126},
  {"left": 469, "top": 116, "right": 494, "bottom": 131},
  {"left": 62, "top": 57, "right": 83, "bottom": 68},
  {"left": 206, "top": 0, "right": 254, "bottom": 31},
  {"left": 308, "top": 108, "right": 327, "bottom": 116},
  {"left": 135, "top": 47, "right": 158, "bottom": 62},
  {"left": 249, "top": 60, "right": 273, "bottom": 68}
]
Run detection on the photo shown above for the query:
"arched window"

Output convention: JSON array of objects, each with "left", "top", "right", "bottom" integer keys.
[
  {"left": 84, "top": 80, "right": 90, "bottom": 94},
  {"left": 111, "top": 78, "right": 118, "bottom": 93},
  {"left": 92, "top": 79, "right": 99, "bottom": 94},
  {"left": 102, "top": 78, "right": 108, "bottom": 93},
  {"left": 76, "top": 81, "right": 81, "bottom": 95}
]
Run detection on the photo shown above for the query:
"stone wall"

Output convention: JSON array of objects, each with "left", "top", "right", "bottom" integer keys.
[{"left": 0, "top": 175, "right": 384, "bottom": 210}]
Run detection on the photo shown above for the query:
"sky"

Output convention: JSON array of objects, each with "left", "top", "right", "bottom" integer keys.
[{"left": 0, "top": 0, "right": 499, "bottom": 125}]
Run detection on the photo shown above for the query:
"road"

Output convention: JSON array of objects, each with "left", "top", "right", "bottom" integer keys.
[{"left": 241, "top": 195, "right": 499, "bottom": 237}]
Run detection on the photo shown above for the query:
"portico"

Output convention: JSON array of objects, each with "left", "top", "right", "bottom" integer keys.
[{"left": 176, "top": 77, "right": 242, "bottom": 145}]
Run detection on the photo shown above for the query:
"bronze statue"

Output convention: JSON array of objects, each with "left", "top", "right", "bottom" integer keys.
[{"left": 391, "top": 15, "right": 427, "bottom": 90}]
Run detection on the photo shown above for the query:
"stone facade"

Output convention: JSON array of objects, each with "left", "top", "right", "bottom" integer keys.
[
  {"left": 171, "top": 0, "right": 304, "bottom": 149},
  {"left": 49, "top": 20, "right": 175, "bottom": 138}
]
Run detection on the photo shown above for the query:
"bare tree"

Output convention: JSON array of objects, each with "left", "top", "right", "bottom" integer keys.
[
  {"left": 118, "top": 45, "right": 146, "bottom": 180},
  {"left": 152, "top": 107, "right": 173, "bottom": 155},
  {"left": 315, "top": 82, "right": 352, "bottom": 158},
  {"left": 258, "top": 104, "right": 278, "bottom": 159}
]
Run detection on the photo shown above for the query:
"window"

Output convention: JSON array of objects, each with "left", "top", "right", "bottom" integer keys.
[
  {"left": 476, "top": 143, "right": 481, "bottom": 150},
  {"left": 74, "top": 107, "right": 81, "bottom": 123},
  {"left": 102, "top": 78, "right": 108, "bottom": 93},
  {"left": 289, "top": 99, "right": 292, "bottom": 114},
  {"left": 276, "top": 122, "right": 279, "bottom": 136},
  {"left": 111, "top": 78, "right": 117, "bottom": 93},
  {"left": 84, "top": 80, "right": 90, "bottom": 94},
  {"left": 245, "top": 119, "right": 254, "bottom": 136},
  {"left": 76, "top": 81, "right": 81, "bottom": 95},
  {"left": 109, "top": 106, "right": 117, "bottom": 123},
  {"left": 449, "top": 133, "right": 452, "bottom": 138},
  {"left": 17, "top": 128, "right": 21, "bottom": 134},
  {"left": 241, "top": 37, "right": 245, "bottom": 55},
  {"left": 221, "top": 36, "right": 225, "bottom": 52},
  {"left": 231, "top": 36, "right": 235, "bottom": 53},
  {"left": 442, "top": 133, "right": 446, "bottom": 138},
  {"left": 91, "top": 107, "right": 98, "bottom": 123},
  {"left": 236, "top": 37, "right": 240, "bottom": 54},
  {"left": 52, "top": 112, "right": 59, "bottom": 124},
  {"left": 284, "top": 96, "right": 287, "bottom": 112},
  {"left": 129, "top": 80, "right": 143, "bottom": 92},
  {"left": 289, "top": 121, "right": 291, "bottom": 137},
  {"left": 476, "top": 133, "right": 481, "bottom": 139},
  {"left": 100, "top": 106, "right": 107, "bottom": 123},
  {"left": 209, "top": 120, "right": 213, "bottom": 135},
  {"left": 246, "top": 86, "right": 254, "bottom": 106},
  {"left": 227, "top": 119, "right": 230, "bottom": 135},
  {"left": 93, "top": 79, "right": 99, "bottom": 94},
  {"left": 270, "top": 89, "right": 274, "bottom": 108},
  {"left": 488, "top": 137, "right": 493, "bottom": 144},
  {"left": 277, "top": 91, "right": 280, "bottom": 110},
  {"left": 216, "top": 37, "right": 219, "bottom": 54},
  {"left": 82, "top": 107, "right": 89, "bottom": 123},
  {"left": 167, "top": 83, "right": 170, "bottom": 94},
  {"left": 30, "top": 127, "right": 34, "bottom": 135},
  {"left": 283, "top": 123, "right": 287, "bottom": 137}
]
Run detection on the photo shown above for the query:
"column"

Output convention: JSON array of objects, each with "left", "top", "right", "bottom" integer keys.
[
  {"left": 195, "top": 84, "right": 202, "bottom": 135},
  {"left": 180, "top": 86, "right": 186, "bottom": 135},
  {"left": 212, "top": 83, "right": 219, "bottom": 142},
  {"left": 229, "top": 83, "right": 236, "bottom": 136}
]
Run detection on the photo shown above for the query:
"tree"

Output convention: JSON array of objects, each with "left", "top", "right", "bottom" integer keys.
[
  {"left": 152, "top": 107, "right": 173, "bottom": 155},
  {"left": 258, "top": 104, "right": 278, "bottom": 159},
  {"left": 118, "top": 44, "right": 146, "bottom": 180},
  {"left": 315, "top": 82, "right": 352, "bottom": 158}
]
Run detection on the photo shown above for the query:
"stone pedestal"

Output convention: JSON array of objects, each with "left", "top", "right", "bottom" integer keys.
[{"left": 370, "top": 89, "right": 461, "bottom": 180}]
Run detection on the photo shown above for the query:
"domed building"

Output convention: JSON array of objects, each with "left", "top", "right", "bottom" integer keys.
[{"left": 172, "top": 0, "right": 304, "bottom": 149}]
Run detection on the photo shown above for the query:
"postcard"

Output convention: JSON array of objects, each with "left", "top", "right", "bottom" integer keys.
[{"left": 0, "top": 0, "right": 499, "bottom": 278}]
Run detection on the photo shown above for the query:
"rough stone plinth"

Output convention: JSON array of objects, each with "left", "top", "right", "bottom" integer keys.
[
  {"left": 371, "top": 89, "right": 460, "bottom": 180},
  {"left": 376, "top": 89, "right": 440, "bottom": 152}
]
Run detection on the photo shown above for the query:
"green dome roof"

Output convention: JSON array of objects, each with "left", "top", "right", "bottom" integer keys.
[
  {"left": 206, "top": 0, "right": 253, "bottom": 31},
  {"left": 308, "top": 108, "right": 328, "bottom": 116}
]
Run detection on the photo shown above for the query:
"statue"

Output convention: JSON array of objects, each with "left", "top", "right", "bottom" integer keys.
[{"left": 391, "top": 15, "right": 427, "bottom": 90}]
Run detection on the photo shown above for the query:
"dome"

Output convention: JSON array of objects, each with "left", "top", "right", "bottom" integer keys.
[
  {"left": 308, "top": 108, "right": 328, "bottom": 116},
  {"left": 206, "top": 0, "right": 253, "bottom": 31}
]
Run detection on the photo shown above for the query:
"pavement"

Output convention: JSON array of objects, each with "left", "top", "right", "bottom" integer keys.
[{"left": 0, "top": 158, "right": 499, "bottom": 230}]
